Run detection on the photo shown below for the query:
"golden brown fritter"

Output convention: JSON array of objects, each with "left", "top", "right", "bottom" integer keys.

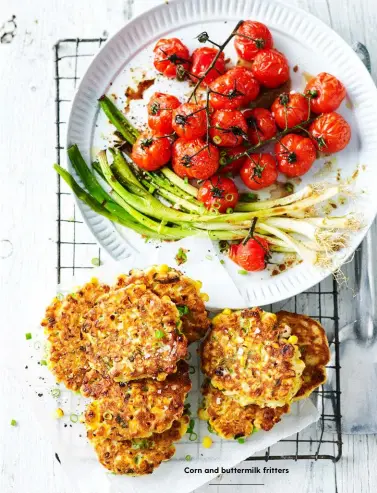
[
  {"left": 83, "top": 283, "right": 188, "bottom": 382},
  {"left": 201, "top": 308, "right": 305, "bottom": 407},
  {"left": 83, "top": 361, "right": 192, "bottom": 440},
  {"left": 116, "top": 265, "right": 210, "bottom": 343},
  {"left": 199, "top": 381, "right": 289, "bottom": 439},
  {"left": 276, "top": 311, "right": 330, "bottom": 400},
  {"left": 91, "top": 415, "right": 189, "bottom": 475},
  {"left": 41, "top": 279, "right": 111, "bottom": 391}
]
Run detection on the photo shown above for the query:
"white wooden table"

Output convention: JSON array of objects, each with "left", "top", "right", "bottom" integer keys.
[{"left": 1, "top": 0, "right": 376, "bottom": 492}]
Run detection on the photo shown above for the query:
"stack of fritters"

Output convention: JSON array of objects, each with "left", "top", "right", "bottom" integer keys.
[
  {"left": 41, "top": 265, "right": 210, "bottom": 475},
  {"left": 199, "top": 308, "right": 330, "bottom": 440}
]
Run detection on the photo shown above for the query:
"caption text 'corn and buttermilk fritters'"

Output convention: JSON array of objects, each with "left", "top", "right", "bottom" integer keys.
[
  {"left": 116, "top": 266, "right": 211, "bottom": 343},
  {"left": 41, "top": 279, "right": 111, "bottom": 391},
  {"left": 82, "top": 283, "right": 188, "bottom": 382},
  {"left": 83, "top": 361, "right": 192, "bottom": 440},
  {"left": 199, "top": 381, "right": 290, "bottom": 439},
  {"left": 276, "top": 311, "right": 330, "bottom": 400},
  {"left": 201, "top": 308, "right": 305, "bottom": 407},
  {"left": 90, "top": 415, "right": 190, "bottom": 476}
]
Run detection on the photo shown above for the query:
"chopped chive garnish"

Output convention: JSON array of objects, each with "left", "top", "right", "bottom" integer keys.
[
  {"left": 184, "top": 177, "right": 189, "bottom": 184},
  {"left": 70, "top": 414, "right": 79, "bottom": 423},
  {"left": 175, "top": 247, "right": 188, "bottom": 265},
  {"left": 220, "top": 259, "right": 225, "bottom": 265},
  {"left": 177, "top": 305, "right": 190, "bottom": 316},
  {"left": 240, "top": 192, "right": 258, "bottom": 202},
  {"left": 91, "top": 257, "right": 101, "bottom": 267},
  {"left": 189, "top": 432, "right": 198, "bottom": 441},
  {"left": 185, "top": 454, "right": 192, "bottom": 461},
  {"left": 238, "top": 269, "right": 248, "bottom": 275},
  {"left": 226, "top": 207, "right": 233, "bottom": 214},
  {"left": 10, "top": 419, "right": 17, "bottom": 426},
  {"left": 189, "top": 365, "right": 196, "bottom": 375},
  {"left": 25, "top": 333, "right": 32, "bottom": 340},
  {"left": 51, "top": 388, "right": 61, "bottom": 398},
  {"left": 205, "top": 254, "right": 213, "bottom": 261},
  {"left": 155, "top": 329, "right": 165, "bottom": 339},
  {"left": 284, "top": 182, "right": 294, "bottom": 193},
  {"left": 40, "top": 360, "right": 47, "bottom": 366},
  {"left": 237, "top": 437, "right": 245, "bottom": 444}
]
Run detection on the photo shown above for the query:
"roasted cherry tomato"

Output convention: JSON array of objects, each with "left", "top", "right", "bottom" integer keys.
[
  {"left": 234, "top": 20, "right": 273, "bottom": 61},
  {"left": 153, "top": 38, "right": 191, "bottom": 78},
  {"left": 309, "top": 112, "right": 351, "bottom": 153},
  {"left": 229, "top": 236, "right": 269, "bottom": 271},
  {"left": 218, "top": 146, "right": 247, "bottom": 175},
  {"left": 131, "top": 131, "right": 172, "bottom": 171},
  {"left": 172, "top": 138, "right": 219, "bottom": 179},
  {"left": 243, "top": 108, "right": 277, "bottom": 145},
  {"left": 147, "top": 92, "right": 180, "bottom": 135},
  {"left": 210, "top": 110, "right": 248, "bottom": 147},
  {"left": 210, "top": 67, "right": 259, "bottom": 110},
  {"left": 251, "top": 49, "right": 290, "bottom": 89},
  {"left": 305, "top": 72, "right": 346, "bottom": 114},
  {"left": 172, "top": 103, "right": 207, "bottom": 139},
  {"left": 240, "top": 153, "right": 278, "bottom": 190},
  {"left": 274, "top": 134, "right": 316, "bottom": 177},
  {"left": 198, "top": 175, "right": 239, "bottom": 213},
  {"left": 190, "top": 47, "right": 226, "bottom": 85},
  {"left": 271, "top": 92, "right": 310, "bottom": 129}
]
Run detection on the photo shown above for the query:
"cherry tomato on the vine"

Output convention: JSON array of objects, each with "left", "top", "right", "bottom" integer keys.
[
  {"left": 229, "top": 236, "right": 270, "bottom": 271},
  {"left": 251, "top": 49, "right": 290, "bottom": 89},
  {"left": 240, "top": 153, "right": 278, "bottom": 190},
  {"left": 274, "top": 133, "right": 316, "bottom": 177},
  {"left": 153, "top": 38, "right": 191, "bottom": 78},
  {"left": 131, "top": 130, "right": 172, "bottom": 171},
  {"left": 243, "top": 108, "right": 277, "bottom": 145},
  {"left": 172, "top": 103, "right": 207, "bottom": 139},
  {"left": 305, "top": 72, "right": 346, "bottom": 114},
  {"left": 271, "top": 92, "right": 310, "bottom": 129},
  {"left": 210, "top": 67, "right": 260, "bottom": 110},
  {"left": 234, "top": 20, "right": 273, "bottom": 62},
  {"left": 147, "top": 92, "right": 180, "bottom": 135},
  {"left": 197, "top": 175, "right": 239, "bottom": 213},
  {"left": 309, "top": 112, "right": 351, "bottom": 153},
  {"left": 190, "top": 47, "right": 226, "bottom": 86},
  {"left": 218, "top": 146, "right": 247, "bottom": 176},
  {"left": 210, "top": 110, "right": 248, "bottom": 147},
  {"left": 172, "top": 137, "right": 219, "bottom": 180}
]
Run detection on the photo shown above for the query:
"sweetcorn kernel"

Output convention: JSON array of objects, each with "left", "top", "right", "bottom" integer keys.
[
  {"left": 222, "top": 308, "right": 232, "bottom": 315},
  {"left": 288, "top": 335, "right": 298, "bottom": 344},
  {"left": 158, "top": 264, "right": 169, "bottom": 273},
  {"left": 194, "top": 280, "right": 203, "bottom": 289},
  {"left": 198, "top": 408, "right": 209, "bottom": 421},
  {"left": 200, "top": 293, "right": 209, "bottom": 302},
  {"left": 202, "top": 436, "right": 213, "bottom": 448},
  {"left": 55, "top": 408, "right": 64, "bottom": 419}
]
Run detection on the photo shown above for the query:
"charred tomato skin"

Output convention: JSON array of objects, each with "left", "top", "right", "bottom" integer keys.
[
  {"left": 251, "top": 49, "right": 290, "bottom": 89},
  {"left": 271, "top": 92, "right": 310, "bottom": 129},
  {"left": 234, "top": 20, "right": 273, "bottom": 62},
  {"left": 153, "top": 38, "right": 191, "bottom": 78},
  {"left": 229, "top": 236, "right": 269, "bottom": 271},
  {"left": 198, "top": 175, "right": 239, "bottom": 212},
  {"left": 240, "top": 153, "right": 278, "bottom": 190},
  {"left": 172, "top": 103, "right": 207, "bottom": 139},
  {"left": 274, "top": 133, "right": 316, "bottom": 177},
  {"left": 147, "top": 92, "right": 180, "bottom": 135},
  {"left": 305, "top": 72, "right": 346, "bottom": 114},
  {"left": 309, "top": 112, "right": 351, "bottom": 153},
  {"left": 131, "top": 130, "right": 172, "bottom": 171},
  {"left": 172, "top": 137, "right": 220, "bottom": 180},
  {"left": 190, "top": 47, "right": 226, "bottom": 85},
  {"left": 210, "top": 109, "right": 248, "bottom": 147},
  {"left": 243, "top": 107, "right": 277, "bottom": 145}
]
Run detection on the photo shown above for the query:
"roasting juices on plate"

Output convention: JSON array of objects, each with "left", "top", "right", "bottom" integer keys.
[
  {"left": 41, "top": 263, "right": 330, "bottom": 475},
  {"left": 55, "top": 18, "right": 360, "bottom": 278}
]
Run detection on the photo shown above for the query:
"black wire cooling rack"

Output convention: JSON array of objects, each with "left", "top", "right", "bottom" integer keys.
[{"left": 54, "top": 38, "right": 342, "bottom": 463}]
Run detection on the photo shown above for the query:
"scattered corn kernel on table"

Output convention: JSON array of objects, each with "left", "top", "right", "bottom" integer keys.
[{"left": 1, "top": 0, "right": 377, "bottom": 492}]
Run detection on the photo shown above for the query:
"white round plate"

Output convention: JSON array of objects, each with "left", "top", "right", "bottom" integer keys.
[{"left": 67, "top": 0, "right": 377, "bottom": 308}]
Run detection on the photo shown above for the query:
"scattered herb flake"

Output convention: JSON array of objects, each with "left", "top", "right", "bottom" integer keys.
[
  {"left": 177, "top": 305, "right": 190, "bottom": 316},
  {"left": 238, "top": 269, "right": 248, "bottom": 275},
  {"left": 10, "top": 419, "right": 17, "bottom": 426},
  {"left": 175, "top": 247, "right": 188, "bottom": 265},
  {"left": 155, "top": 329, "right": 165, "bottom": 339},
  {"left": 237, "top": 437, "right": 245, "bottom": 444},
  {"left": 91, "top": 257, "right": 101, "bottom": 267},
  {"left": 25, "top": 333, "right": 32, "bottom": 340}
]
